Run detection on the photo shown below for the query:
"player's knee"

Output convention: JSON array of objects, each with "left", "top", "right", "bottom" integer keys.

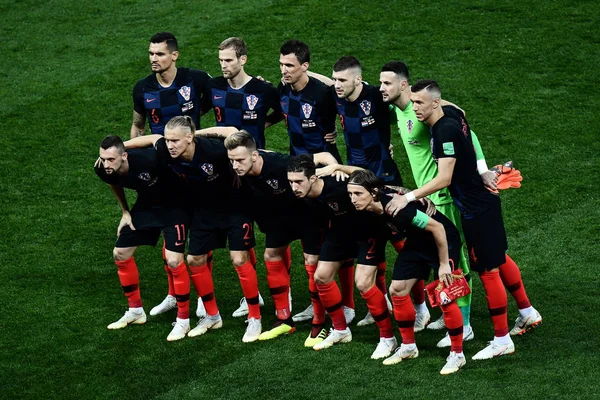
[
  {"left": 355, "top": 278, "right": 374, "bottom": 294},
  {"left": 187, "top": 254, "right": 206, "bottom": 267},
  {"left": 314, "top": 271, "right": 333, "bottom": 285},
  {"left": 113, "top": 247, "right": 132, "bottom": 261},
  {"left": 230, "top": 253, "right": 249, "bottom": 267},
  {"left": 304, "top": 253, "right": 319, "bottom": 266},
  {"left": 166, "top": 253, "right": 184, "bottom": 269},
  {"left": 263, "top": 248, "right": 284, "bottom": 263},
  {"left": 389, "top": 281, "right": 410, "bottom": 297}
]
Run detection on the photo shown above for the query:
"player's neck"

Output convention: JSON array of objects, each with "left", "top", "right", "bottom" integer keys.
[
  {"left": 426, "top": 108, "right": 444, "bottom": 127},
  {"left": 366, "top": 201, "right": 384, "bottom": 215},
  {"left": 249, "top": 154, "right": 263, "bottom": 176},
  {"left": 228, "top": 70, "right": 251, "bottom": 89},
  {"left": 346, "top": 83, "right": 363, "bottom": 103},
  {"left": 307, "top": 178, "right": 324, "bottom": 198},
  {"left": 291, "top": 74, "right": 309, "bottom": 92},
  {"left": 180, "top": 141, "right": 195, "bottom": 162},
  {"left": 394, "top": 89, "right": 411, "bottom": 111},
  {"left": 117, "top": 160, "right": 130, "bottom": 175},
  {"left": 157, "top": 66, "right": 177, "bottom": 87}
]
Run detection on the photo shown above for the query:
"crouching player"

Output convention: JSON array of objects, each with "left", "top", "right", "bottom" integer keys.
[{"left": 347, "top": 169, "right": 466, "bottom": 375}]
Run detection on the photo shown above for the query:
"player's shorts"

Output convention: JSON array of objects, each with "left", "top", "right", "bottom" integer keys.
[
  {"left": 319, "top": 215, "right": 386, "bottom": 265},
  {"left": 392, "top": 237, "right": 461, "bottom": 281},
  {"left": 258, "top": 215, "right": 325, "bottom": 255},
  {"left": 115, "top": 206, "right": 191, "bottom": 254},
  {"left": 188, "top": 207, "right": 255, "bottom": 255},
  {"left": 461, "top": 197, "right": 508, "bottom": 272}
]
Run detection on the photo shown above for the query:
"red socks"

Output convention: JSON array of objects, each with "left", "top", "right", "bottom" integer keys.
[
  {"left": 115, "top": 257, "right": 142, "bottom": 308},
  {"left": 317, "top": 280, "right": 347, "bottom": 330},
  {"left": 265, "top": 259, "right": 291, "bottom": 320},
  {"left": 392, "top": 238, "right": 405, "bottom": 254},
  {"left": 411, "top": 279, "right": 425, "bottom": 305},
  {"left": 392, "top": 294, "right": 415, "bottom": 344},
  {"left": 361, "top": 285, "right": 393, "bottom": 338},
  {"left": 441, "top": 302, "right": 464, "bottom": 353},
  {"left": 499, "top": 255, "right": 531, "bottom": 309},
  {"left": 235, "top": 260, "right": 261, "bottom": 319},
  {"left": 376, "top": 262, "right": 387, "bottom": 294},
  {"left": 338, "top": 259, "right": 355, "bottom": 309},
  {"left": 189, "top": 264, "right": 219, "bottom": 316},
  {"left": 306, "top": 264, "right": 326, "bottom": 325},
  {"left": 171, "top": 261, "right": 190, "bottom": 319},
  {"left": 479, "top": 270, "right": 509, "bottom": 337}
]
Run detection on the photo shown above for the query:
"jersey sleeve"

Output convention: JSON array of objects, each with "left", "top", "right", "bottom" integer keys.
[
  {"left": 390, "top": 203, "right": 420, "bottom": 231},
  {"left": 433, "top": 120, "right": 460, "bottom": 160},
  {"left": 471, "top": 130, "right": 486, "bottom": 161},
  {"left": 192, "top": 70, "right": 213, "bottom": 115},
  {"left": 133, "top": 80, "right": 146, "bottom": 115},
  {"left": 388, "top": 104, "right": 397, "bottom": 125}
]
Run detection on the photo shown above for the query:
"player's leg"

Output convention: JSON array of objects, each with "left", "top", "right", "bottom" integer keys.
[
  {"left": 337, "top": 258, "right": 355, "bottom": 323},
  {"left": 108, "top": 245, "right": 146, "bottom": 330},
  {"left": 302, "top": 251, "right": 328, "bottom": 347},
  {"left": 149, "top": 241, "right": 177, "bottom": 317},
  {"left": 384, "top": 276, "right": 419, "bottom": 365}
]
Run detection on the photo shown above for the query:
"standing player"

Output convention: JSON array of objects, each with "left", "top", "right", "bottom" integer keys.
[
  {"left": 208, "top": 37, "right": 281, "bottom": 149},
  {"left": 288, "top": 156, "right": 395, "bottom": 357},
  {"left": 346, "top": 170, "right": 466, "bottom": 375},
  {"left": 131, "top": 32, "right": 211, "bottom": 138},
  {"left": 95, "top": 136, "right": 191, "bottom": 341},
  {"left": 222, "top": 130, "right": 335, "bottom": 341},
  {"left": 389, "top": 80, "right": 541, "bottom": 359},
  {"left": 124, "top": 117, "right": 263, "bottom": 343},
  {"left": 380, "top": 61, "right": 484, "bottom": 345},
  {"left": 275, "top": 40, "right": 342, "bottom": 163}
]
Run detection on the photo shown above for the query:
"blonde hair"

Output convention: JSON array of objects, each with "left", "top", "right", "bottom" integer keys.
[
  {"left": 224, "top": 130, "right": 256, "bottom": 151},
  {"left": 165, "top": 116, "right": 196, "bottom": 134},
  {"left": 218, "top": 37, "right": 247, "bottom": 58}
]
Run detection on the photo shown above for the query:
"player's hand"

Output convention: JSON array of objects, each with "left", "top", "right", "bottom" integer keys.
[
  {"left": 419, "top": 197, "right": 437, "bottom": 216},
  {"left": 385, "top": 193, "right": 409, "bottom": 217},
  {"left": 488, "top": 161, "right": 523, "bottom": 193},
  {"left": 117, "top": 212, "right": 135, "bottom": 236},
  {"left": 255, "top": 76, "right": 272, "bottom": 85},
  {"left": 438, "top": 263, "right": 453, "bottom": 287},
  {"left": 94, "top": 157, "right": 102, "bottom": 168},
  {"left": 481, "top": 170, "right": 498, "bottom": 191},
  {"left": 389, "top": 143, "right": 394, "bottom": 158},
  {"left": 316, "top": 164, "right": 337, "bottom": 177},
  {"left": 332, "top": 170, "right": 349, "bottom": 181},
  {"left": 324, "top": 131, "right": 337, "bottom": 143}
]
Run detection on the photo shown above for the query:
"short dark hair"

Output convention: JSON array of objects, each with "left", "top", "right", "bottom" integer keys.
[
  {"left": 381, "top": 61, "right": 409, "bottom": 81},
  {"left": 348, "top": 170, "right": 383, "bottom": 200},
  {"left": 224, "top": 130, "right": 256, "bottom": 151},
  {"left": 280, "top": 40, "right": 310, "bottom": 64},
  {"left": 100, "top": 135, "right": 125, "bottom": 153},
  {"left": 411, "top": 80, "right": 441, "bottom": 98},
  {"left": 287, "top": 154, "right": 315, "bottom": 178},
  {"left": 150, "top": 32, "right": 178, "bottom": 53},
  {"left": 333, "top": 56, "right": 362, "bottom": 73}
]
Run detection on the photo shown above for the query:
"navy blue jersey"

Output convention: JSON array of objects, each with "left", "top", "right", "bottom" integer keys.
[
  {"left": 335, "top": 84, "right": 402, "bottom": 185},
  {"left": 208, "top": 77, "right": 280, "bottom": 149},
  {"left": 154, "top": 136, "right": 239, "bottom": 210},
  {"left": 380, "top": 187, "right": 461, "bottom": 255},
  {"left": 431, "top": 106, "right": 498, "bottom": 218},
  {"left": 133, "top": 67, "right": 211, "bottom": 134},
  {"left": 95, "top": 148, "right": 168, "bottom": 208},
  {"left": 278, "top": 77, "right": 341, "bottom": 161}
]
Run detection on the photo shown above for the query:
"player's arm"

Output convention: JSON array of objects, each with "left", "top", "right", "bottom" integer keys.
[
  {"left": 130, "top": 110, "right": 146, "bottom": 139},
  {"left": 194, "top": 126, "right": 239, "bottom": 138},
  {"left": 386, "top": 158, "right": 455, "bottom": 216},
  {"left": 421, "top": 216, "right": 453, "bottom": 286},
  {"left": 108, "top": 184, "right": 135, "bottom": 236},
  {"left": 307, "top": 71, "right": 334, "bottom": 86},
  {"left": 124, "top": 134, "right": 162, "bottom": 149},
  {"left": 440, "top": 99, "right": 466, "bottom": 117},
  {"left": 264, "top": 84, "right": 283, "bottom": 129},
  {"left": 470, "top": 131, "right": 497, "bottom": 190},
  {"left": 322, "top": 89, "right": 338, "bottom": 143}
]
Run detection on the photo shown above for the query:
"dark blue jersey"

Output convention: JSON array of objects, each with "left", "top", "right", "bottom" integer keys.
[
  {"left": 278, "top": 77, "right": 341, "bottom": 161},
  {"left": 335, "top": 84, "right": 402, "bottom": 185},
  {"left": 154, "top": 136, "right": 239, "bottom": 210},
  {"left": 133, "top": 67, "right": 211, "bottom": 134},
  {"left": 208, "top": 77, "right": 280, "bottom": 149},
  {"left": 431, "top": 106, "right": 498, "bottom": 218}
]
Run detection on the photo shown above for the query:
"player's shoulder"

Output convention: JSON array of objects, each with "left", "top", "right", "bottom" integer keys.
[
  {"left": 133, "top": 74, "right": 156, "bottom": 91},
  {"left": 260, "top": 149, "right": 289, "bottom": 166},
  {"left": 208, "top": 76, "right": 228, "bottom": 89},
  {"left": 442, "top": 105, "right": 465, "bottom": 120},
  {"left": 127, "top": 147, "right": 158, "bottom": 164},
  {"left": 179, "top": 67, "right": 211, "bottom": 83},
  {"left": 248, "top": 77, "right": 278, "bottom": 94}
]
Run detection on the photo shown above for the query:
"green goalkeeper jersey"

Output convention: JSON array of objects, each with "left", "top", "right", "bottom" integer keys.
[{"left": 391, "top": 102, "right": 487, "bottom": 206}]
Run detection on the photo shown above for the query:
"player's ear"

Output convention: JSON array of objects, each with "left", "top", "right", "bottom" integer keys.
[
  {"left": 356, "top": 74, "right": 363, "bottom": 86},
  {"left": 432, "top": 97, "right": 441, "bottom": 109},
  {"left": 122, "top": 151, "right": 128, "bottom": 161},
  {"left": 251, "top": 150, "right": 258, "bottom": 161},
  {"left": 301, "top": 62, "right": 309, "bottom": 73},
  {"left": 171, "top": 50, "right": 179, "bottom": 62},
  {"left": 371, "top": 188, "right": 379, "bottom": 201},
  {"left": 240, "top": 55, "right": 247, "bottom": 66}
]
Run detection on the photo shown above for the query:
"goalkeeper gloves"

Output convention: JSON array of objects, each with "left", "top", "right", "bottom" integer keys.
[{"left": 491, "top": 161, "right": 523, "bottom": 191}]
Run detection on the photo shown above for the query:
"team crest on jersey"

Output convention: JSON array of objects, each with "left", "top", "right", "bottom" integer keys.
[
  {"left": 266, "top": 179, "right": 279, "bottom": 190},
  {"left": 301, "top": 103, "right": 313, "bottom": 118},
  {"left": 327, "top": 201, "right": 339, "bottom": 212},
  {"left": 201, "top": 163, "right": 214, "bottom": 175},
  {"left": 138, "top": 172, "right": 151, "bottom": 181},
  {"left": 179, "top": 86, "right": 191, "bottom": 101},
  {"left": 407, "top": 119, "right": 414, "bottom": 134},
  {"left": 246, "top": 95, "right": 259, "bottom": 110},
  {"left": 359, "top": 100, "right": 372, "bottom": 116}
]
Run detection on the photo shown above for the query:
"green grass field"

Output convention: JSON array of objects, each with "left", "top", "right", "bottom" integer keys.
[{"left": 1, "top": 0, "right": 599, "bottom": 398}]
